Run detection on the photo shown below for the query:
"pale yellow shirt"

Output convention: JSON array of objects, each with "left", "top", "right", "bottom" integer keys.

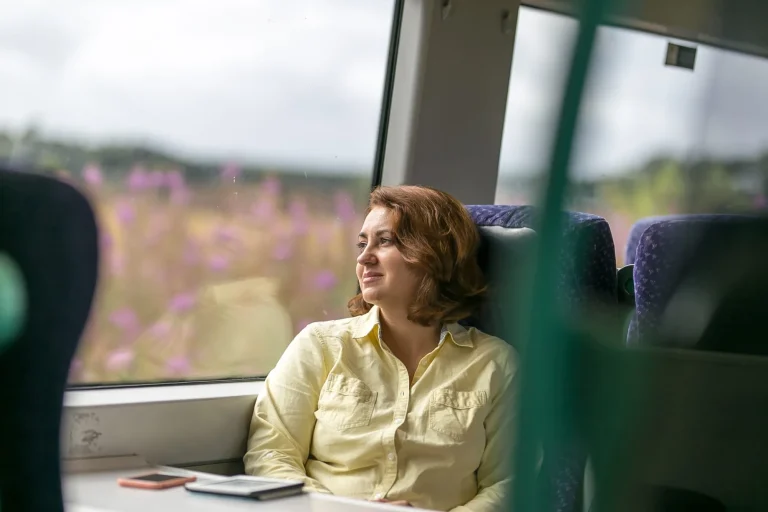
[{"left": 244, "top": 305, "right": 518, "bottom": 512}]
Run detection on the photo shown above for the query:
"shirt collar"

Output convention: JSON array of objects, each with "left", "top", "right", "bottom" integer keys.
[{"left": 351, "top": 305, "right": 473, "bottom": 348}]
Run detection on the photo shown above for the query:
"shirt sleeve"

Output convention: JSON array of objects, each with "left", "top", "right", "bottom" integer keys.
[
  {"left": 243, "top": 324, "right": 332, "bottom": 493},
  {"left": 450, "top": 365, "right": 518, "bottom": 512}
]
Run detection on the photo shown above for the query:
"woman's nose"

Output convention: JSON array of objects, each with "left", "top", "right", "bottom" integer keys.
[{"left": 357, "top": 247, "right": 376, "bottom": 265}]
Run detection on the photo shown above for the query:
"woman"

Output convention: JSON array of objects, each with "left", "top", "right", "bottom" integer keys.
[{"left": 244, "top": 185, "right": 518, "bottom": 511}]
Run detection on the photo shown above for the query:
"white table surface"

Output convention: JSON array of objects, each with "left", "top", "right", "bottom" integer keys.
[{"left": 64, "top": 467, "right": 435, "bottom": 512}]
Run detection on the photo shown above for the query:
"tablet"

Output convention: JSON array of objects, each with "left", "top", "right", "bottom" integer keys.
[{"left": 184, "top": 476, "right": 304, "bottom": 500}]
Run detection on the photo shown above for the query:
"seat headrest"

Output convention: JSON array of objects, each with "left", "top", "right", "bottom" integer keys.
[
  {"left": 464, "top": 226, "right": 536, "bottom": 349},
  {"left": 0, "top": 168, "right": 99, "bottom": 510},
  {"left": 625, "top": 214, "right": 755, "bottom": 265},
  {"left": 632, "top": 216, "right": 768, "bottom": 349},
  {"left": 658, "top": 218, "right": 768, "bottom": 354},
  {"left": 467, "top": 205, "right": 617, "bottom": 306}
]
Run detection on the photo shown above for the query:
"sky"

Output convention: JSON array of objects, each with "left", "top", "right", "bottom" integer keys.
[
  {"left": 503, "top": 8, "right": 768, "bottom": 179},
  {"left": 1, "top": 2, "right": 767, "bottom": 178}
]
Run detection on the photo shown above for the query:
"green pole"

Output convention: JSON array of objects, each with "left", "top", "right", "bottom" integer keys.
[
  {"left": 510, "top": 0, "right": 612, "bottom": 510},
  {"left": 0, "top": 253, "right": 25, "bottom": 353},
  {"left": 0, "top": 252, "right": 25, "bottom": 512}
]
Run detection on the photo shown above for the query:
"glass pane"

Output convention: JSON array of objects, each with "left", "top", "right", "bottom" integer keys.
[
  {"left": 496, "top": 8, "right": 578, "bottom": 206},
  {"left": 0, "top": 0, "right": 395, "bottom": 384},
  {"left": 497, "top": 6, "right": 768, "bottom": 264}
]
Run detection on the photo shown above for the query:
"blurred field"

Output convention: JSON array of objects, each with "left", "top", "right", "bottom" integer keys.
[
  {"left": 498, "top": 157, "right": 768, "bottom": 264},
  {"left": 63, "top": 164, "right": 369, "bottom": 384},
  {"left": 51, "top": 154, "right": 768, "bottom": 384}
]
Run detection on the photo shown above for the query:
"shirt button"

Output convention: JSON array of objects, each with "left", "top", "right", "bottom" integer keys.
[
  {"left": 387, "top": 453, "right": 395, "bottom": 461},
  {"left": 374, "top": 493, "right": 383, "bottom": 500},
  {"left": 400, "top": 391, "right": 405, "bottom": 397}
]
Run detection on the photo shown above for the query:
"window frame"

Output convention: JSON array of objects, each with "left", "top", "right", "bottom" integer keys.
[{"left": 523, "top": 1, "right": 768, "bottom": 61}]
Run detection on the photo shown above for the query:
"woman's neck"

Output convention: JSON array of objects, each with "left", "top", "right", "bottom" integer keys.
[{"left": 378, "top": 306, "right": 442, "bottom": 361}]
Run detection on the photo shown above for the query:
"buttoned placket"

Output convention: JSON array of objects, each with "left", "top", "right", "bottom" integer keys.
[{"left": 371, "top": 324, "right": 449, "bottom": 500}]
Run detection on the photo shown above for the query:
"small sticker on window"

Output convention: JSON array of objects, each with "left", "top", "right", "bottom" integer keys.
[{"left": 665, "top": 43, "right": 697, "bottom": 70}]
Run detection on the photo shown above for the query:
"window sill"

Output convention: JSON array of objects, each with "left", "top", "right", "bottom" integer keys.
[
  {"left": 62, "top": 381, "right": 263, "bottom": 467},
  {"left": 64, "top": 380, "right": 265, "bottom": 408}
]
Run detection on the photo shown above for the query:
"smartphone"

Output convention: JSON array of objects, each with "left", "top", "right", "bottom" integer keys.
[{"left": 117, "top": 472, "right": 197, "bottom": 490}]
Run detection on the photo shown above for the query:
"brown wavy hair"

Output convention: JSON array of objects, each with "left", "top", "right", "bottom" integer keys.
[{"left": 348, "top": 185, "right": 486, "bottom": 326}]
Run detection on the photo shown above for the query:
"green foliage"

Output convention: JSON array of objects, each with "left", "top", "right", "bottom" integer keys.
[
  {"left": 0, "top": 130, "right": 367, "bottom": 185},
  {"left": 595, "top": 157, "right": 760, "bottom": 220}
]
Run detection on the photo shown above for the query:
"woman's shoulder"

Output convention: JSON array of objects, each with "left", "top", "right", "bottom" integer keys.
[
  {"left": 461, "top": 325, "right": 519, "bottom": 366},
  {"left": 297, "top": 313, "right": 372, "bottom": 345},
  {"left": 281, "top": 316, "right": 361, "bottom": 365}
]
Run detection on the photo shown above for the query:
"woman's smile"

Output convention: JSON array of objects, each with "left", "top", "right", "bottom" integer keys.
[{"left": 362, "top": 271, "right": 383, "bottom": 284}]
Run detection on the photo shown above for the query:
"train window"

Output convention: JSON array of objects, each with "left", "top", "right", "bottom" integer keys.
[
  {"left": 0, "top": 0, "right": 396, "bottom": 384},
  {"left": 497, "top": 6, "right": 768, "bottom": 264},
  {"left": 496, "top": 7, "right": 578, "bottom": 208}
]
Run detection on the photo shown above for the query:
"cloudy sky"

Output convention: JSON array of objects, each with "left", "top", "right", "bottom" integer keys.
[
  {"left": 1, "top": 1, "right": 767, "bottom": 178},
  {"left": 504, "top": 8, "right": 768, "bottom": 179}
]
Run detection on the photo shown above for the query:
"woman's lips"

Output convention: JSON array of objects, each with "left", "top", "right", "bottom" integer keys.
[{"left": 362, "top": 273, "right": 383, "bottom": 284}]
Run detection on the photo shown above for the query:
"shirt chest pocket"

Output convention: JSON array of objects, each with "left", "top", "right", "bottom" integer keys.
[
  {"left": 316, "top": 374, "right": 377, "bottom": 431},
  {"left": 428, "top": 388, "right": 488, "bottom": 441}
]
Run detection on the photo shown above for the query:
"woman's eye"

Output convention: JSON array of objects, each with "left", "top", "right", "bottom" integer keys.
[
  {"left": 356, "top": 242, "right": 367, "bottom": 251},
  {"left": 380, "top": 238, "right": 392, "bottom": 245}
]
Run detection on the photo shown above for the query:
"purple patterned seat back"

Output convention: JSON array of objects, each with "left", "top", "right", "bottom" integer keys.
[
  {"left": 468, "top": 205, "right": 617, "bottom": 307},
  {"left": 625, "top": 214, "right": 750, "bottom": 265},
  {"left": 466, "top": 205, "right": 617, "bottom": 512},
  {"left": 629, "top": 215, "right": 760, "bottom": 347},
  {"left": 625, "top": 216, "right": 672, "bottom": 265}
]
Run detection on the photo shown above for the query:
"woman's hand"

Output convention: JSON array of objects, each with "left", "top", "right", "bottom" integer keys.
[{"left": 370, "top": 498, "right": 413, "bottom": 507}]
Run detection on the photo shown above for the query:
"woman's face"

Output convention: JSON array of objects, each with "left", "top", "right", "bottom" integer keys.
[{"left": 356, "top": 207, "right": 421, "bottom": 312}]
